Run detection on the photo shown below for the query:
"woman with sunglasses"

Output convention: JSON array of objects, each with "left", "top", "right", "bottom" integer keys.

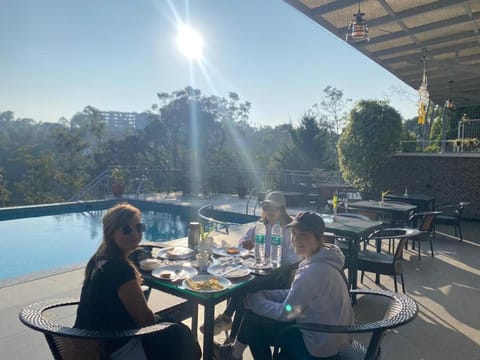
[
  {"left": 211, "top": 192, "right": 300, "bottom": 358},
  {"left": 75, "top": 203, "right": 201, "bottom": 360}
]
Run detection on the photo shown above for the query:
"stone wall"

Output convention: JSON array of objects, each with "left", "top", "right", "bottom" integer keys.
[{"left": 380, "top": 153, "right": 480, "bottom": 220}]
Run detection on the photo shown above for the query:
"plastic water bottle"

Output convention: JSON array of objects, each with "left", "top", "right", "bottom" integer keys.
[
  {"left": 255, "top": 221, "right": 266, "bottom": 264},
  {"left": 271, "top": 221, "right": 283, "bottom": 268}
]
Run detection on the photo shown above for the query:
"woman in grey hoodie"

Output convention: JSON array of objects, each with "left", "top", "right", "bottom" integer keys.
[{"left": 239, "top": 211, "right": 354, "bottom": 360}]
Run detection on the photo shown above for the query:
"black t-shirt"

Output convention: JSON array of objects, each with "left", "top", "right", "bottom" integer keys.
[{"left": 74, "top": 258, "right": 137, "bottom": 331}]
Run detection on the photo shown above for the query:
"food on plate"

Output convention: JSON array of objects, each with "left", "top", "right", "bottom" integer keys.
[
  {"left": 159, "top": 270, "right": 175, "bottom": 279},
  {"left": 138, "top": 259, "right": 161, "bottom": 271},
  {"left": 167, "top": 247, "right": 192, "bottom": 257},
  {"left": 226, "top": 247, "right": 240, "bottom": 255},
  {"left": 185, "top": 277, "right": 224, "bottom": 290}
]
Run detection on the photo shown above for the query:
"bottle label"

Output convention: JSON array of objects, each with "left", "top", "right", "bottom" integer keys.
[
  {"left": 255, "top": 234, "right": 265, "bottom": 244},
  {"left": 272, "top": 236, "right": 282, "bottom": 245}
]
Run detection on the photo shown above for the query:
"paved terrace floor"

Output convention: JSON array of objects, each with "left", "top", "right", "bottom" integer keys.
[{"left": 1, "top": 194, "right": 479, "bottom": 359}]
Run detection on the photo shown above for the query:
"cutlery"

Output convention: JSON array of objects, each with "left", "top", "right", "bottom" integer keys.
[{"left": 220, "top": 264, "right": 244, "bottom": 276}]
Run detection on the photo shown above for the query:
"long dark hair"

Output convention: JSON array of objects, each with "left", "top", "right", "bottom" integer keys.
[{"left": 84, "top": 203, "right": 141, "bottom": 283}]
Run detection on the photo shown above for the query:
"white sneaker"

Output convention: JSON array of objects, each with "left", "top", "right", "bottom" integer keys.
[{"left": 200, "top": 314, "right": 232, "bottom": 335}]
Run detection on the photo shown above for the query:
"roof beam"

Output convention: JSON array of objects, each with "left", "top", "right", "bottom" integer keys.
[
  {"left": 368, "top": 13, "right": 480, "bottom": 46},
  {"left": 394, "top": 56, "right": 480, "bottom": 76},
  {"left": 377, "top": 0, "right": 420, "bottom": 47},
  {"left": 367, "top": 0, "right": 470, "bottom": 28},
  {"left": 381, "top": 41, "right": 480, "bottom": 65},
  {"left": 310, "top": 0, "right": 362, "bottom": 17},
  {"left": 371, "top": 31, "right": 476, "bottom": 57}
]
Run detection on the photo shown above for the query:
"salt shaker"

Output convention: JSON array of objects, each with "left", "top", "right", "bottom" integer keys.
[{"left": 188, "top": 222, "right": 201, "bottom": 251}]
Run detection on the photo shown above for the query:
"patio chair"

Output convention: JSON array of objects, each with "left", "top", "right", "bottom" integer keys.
[
  {"left": 434, "top": 202, "right": 469, "bottom": 242},
  {"left": 357, "top": 228, "right": 421, "bottom": 293},
  {"left": 332, "top": 213, "right": 373, "bottom": 267},
  {"left": 272, "top": 289, "right": 418, "bottom": 360},
  {"left": 18, "top": 298, "right": 179, "bottom": 360},
  {"left": 408, "top": 211, "right": 442, "bottom": 260}
]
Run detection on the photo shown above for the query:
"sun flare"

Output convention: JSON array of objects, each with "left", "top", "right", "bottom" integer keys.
[{"left": 176, "top": 24, "right": 204, "bottom": 60}]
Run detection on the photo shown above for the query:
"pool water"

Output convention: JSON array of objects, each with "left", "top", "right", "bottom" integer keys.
[{"left": 0, "top": 209, "right": 190, "bottom": 282}]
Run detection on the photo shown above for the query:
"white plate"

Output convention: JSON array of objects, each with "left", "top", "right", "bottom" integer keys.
[
  {"left": 152, "top": 265, "right": 198, "bottom": 281},
  {"left": 212, "top": 246, "right": 249, "bottom": 257},
  {"left": 156, "top": 247, "right": 196, "bottom": 260},
  {"left": 182, "top": 275, "right": 231, "bottom": 293},
  {"left": 243, "top": 258, "right": 273, "bottom": 270},
  {"left": 139, "top": 258, "right": 162, "bottom": 271},
  {"left": 207, "top": 264, "right": 251, "bottom": 279}
]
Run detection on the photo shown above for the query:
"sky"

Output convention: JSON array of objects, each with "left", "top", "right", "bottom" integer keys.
[{"left": 0, "top": 0, "right": 419, "bottom": 127}]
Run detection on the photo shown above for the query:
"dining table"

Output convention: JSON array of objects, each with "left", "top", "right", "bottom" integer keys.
[
  {"left": 142, "top": 266, "right": 256, "bottom": 360},
  {"left": 321, "top": 215, "right": 383, "bottom": 294},
  {"left": 347, "top": 200, "right": 418, "bottom": 226},
  {"left": 138, "top": 215, "right": 383, "bottom": 359},
  {"left": 384, "top": 193, "right": 435, "bottom": 212},
  {"left": 138, "top": 234, "right": 282, "bottom": 360}
]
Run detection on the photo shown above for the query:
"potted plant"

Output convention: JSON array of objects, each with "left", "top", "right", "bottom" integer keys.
[{"left": 111, "top": 167, "right": 125, "bottom": 197}]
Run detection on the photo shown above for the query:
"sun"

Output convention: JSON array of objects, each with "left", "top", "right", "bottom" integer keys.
[{"left": 176, "top": 24, "right": 204, "bottom": 61}]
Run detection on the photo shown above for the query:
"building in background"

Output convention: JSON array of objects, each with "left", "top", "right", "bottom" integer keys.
[{"left": 100, "top": 111, "right": 155, "bottom": 137}]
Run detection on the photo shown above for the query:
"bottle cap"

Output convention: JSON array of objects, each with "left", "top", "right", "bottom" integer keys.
[{"left": 189, "top": 222, "right": 200, "bottom": 228}]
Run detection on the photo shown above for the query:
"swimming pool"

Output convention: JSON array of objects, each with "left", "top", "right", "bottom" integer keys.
[{"left": 0, "top": 199, "right": 257, "bottom": 285}]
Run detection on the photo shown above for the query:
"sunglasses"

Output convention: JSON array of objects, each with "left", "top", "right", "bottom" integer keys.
[
  {"left": 263, "top": 205, "right": 281, "bottom": 212},
  {"left": 122, "top": 223, "right": 146, "bottom": 235}
]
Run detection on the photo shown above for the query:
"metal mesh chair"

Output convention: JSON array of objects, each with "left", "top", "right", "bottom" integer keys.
[
  {"left": 434, "top": 202, "right": 469, "bottom": 242},
  {"left": 358, "top": 228, "right": 421, "bottom": 292},
  {"left": 272, "top": 289, "right": 418, "bottom": 360},
  {"left": 18, "top": 298, "right": 178, "bottom": 360},
  {"left": 408, "top": 211, "right": 442, "bottom": 259}
]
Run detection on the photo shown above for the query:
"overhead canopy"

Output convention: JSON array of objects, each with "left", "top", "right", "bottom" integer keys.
[{"left": 284, "top": 0, "right": 480, "bottom": 108}]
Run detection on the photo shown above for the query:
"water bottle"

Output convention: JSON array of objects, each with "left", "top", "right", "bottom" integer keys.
[
  {"left": 271, "top": 221, "right": 282, "bottom": 268},
  {"left": 188, "top": 222, "right": 201, "bottom": 251},
  {"left": 254, "top": 221, "right": 266, "bottom": 264}
]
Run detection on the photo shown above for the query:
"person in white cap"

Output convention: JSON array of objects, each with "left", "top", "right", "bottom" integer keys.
[
  {"left": 209, "top": 191, "right": 301, "bottom": 358},
  {"left": 235, "top": 211, "right": 354, "bottom": 359}
]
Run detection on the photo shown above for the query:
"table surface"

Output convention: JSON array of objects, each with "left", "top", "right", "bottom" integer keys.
[
  {"left": 142, "top": 258, "right": 283, "bottom": 360},
  {"left": 322, "top": 214, "right": 383, "bottom": 239},
  {"left": 349, "top": 200, "right": 417, "bottom": 213},
  {"left": 385, "top": 194, "right": 434, "bottom": 201}
]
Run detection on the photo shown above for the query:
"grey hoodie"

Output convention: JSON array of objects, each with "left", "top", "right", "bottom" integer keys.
[{"left": 244, "top": 244, "right": 354, "bottom": 357}]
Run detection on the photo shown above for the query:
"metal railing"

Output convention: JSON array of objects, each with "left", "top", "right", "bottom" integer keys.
[
  {"left": 197, "top": 204, "right": 240, "bottom": 234},
  {"left": 69, "top": 166, "right": 346, "bottom": 202},
  {"left": 400, "top": 140, "right": 480, "bottom": 153}
]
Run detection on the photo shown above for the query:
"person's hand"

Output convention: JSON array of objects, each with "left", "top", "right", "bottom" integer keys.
[{"left": 241, "top": 239, "right": 254, "bottom": 250}]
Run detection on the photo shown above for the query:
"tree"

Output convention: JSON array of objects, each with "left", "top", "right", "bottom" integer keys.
[
  {"left": 0, "top": 168, "right": 11, "bottom": 206},
  {"left": 313, "top": 86, "right": 351, "bottom": 134},
  {"left": 12, "top": 146, "right": 60, "bottom": 204},
  {"left": 338, "top": 100, "right": 402, "bottom": 194},
  {"left": 275, "top": 111, "right": 337, "bottom": 171}
]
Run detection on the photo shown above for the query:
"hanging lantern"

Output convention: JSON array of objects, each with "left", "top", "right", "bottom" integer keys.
[
  {"left": 418, "top": 103, "right": 426, "bottom": 125},
  {"left": 346, "top": 1, "right": 369, "bottom": 43},
  {"left": 417, "top": 54, "right": 429, "bottom": 125},
  {"left": 445, "top": 80, "right": 455, "bottom": 110}
]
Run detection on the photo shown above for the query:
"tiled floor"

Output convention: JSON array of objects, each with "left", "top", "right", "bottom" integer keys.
[{"left": 1, "top": 194, "right": 479, "bottom": 359}]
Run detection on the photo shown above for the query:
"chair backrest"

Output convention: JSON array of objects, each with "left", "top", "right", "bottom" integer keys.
[
  {"left": 438, "top": 202, "right": 469, "bottom": 218},
  {"left": 46, "top": 336, "right": 103, "bottom": 360},
  {"left": 19, "top": 298, "right": 176, "bottom": 360},
  {"left": 272, "top": 289, "right": 418, "bottom": 360},
  {"left": 409, "top": 211, "right": 441, "bottom": 232},
  {"left": 369, "top": 228, "right": 420, "bottom": 261}
]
